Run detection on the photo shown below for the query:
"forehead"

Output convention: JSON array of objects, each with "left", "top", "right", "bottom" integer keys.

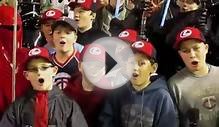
[
  {"left": 180, "top": 39, "right": 203, "bottom": 49},
  {"left": 177, "top": 0, "right": 199, "bottom": 4},
  {"left": 128, "top": 52, "right": 150, "bottom": 61},
  {"left": 42, "top": 19, "right": 55, "bottom": 25},
  {"left": 53, "top": 25, "right": 75, "bottom": 32},
  {"left": 74, "top": 7, "right": 91, "bottom": 13},
  {"left": 27, "top": 58, "right": 51, "bottom": 67}
]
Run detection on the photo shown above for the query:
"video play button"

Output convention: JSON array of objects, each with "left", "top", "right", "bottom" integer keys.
[{"left": 82, "top": 37, "right": 135, "bottom": 89}]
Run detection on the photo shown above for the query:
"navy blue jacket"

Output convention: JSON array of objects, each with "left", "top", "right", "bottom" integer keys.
[{"left": 98, "top": 76, "right": 178, "bottom": 127}]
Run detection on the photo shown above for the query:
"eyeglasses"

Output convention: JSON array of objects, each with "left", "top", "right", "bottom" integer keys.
[{"left": 26, "top": 65, "right": 54, "bottom": 73}]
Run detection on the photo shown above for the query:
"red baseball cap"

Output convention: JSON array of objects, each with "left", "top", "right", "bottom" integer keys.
[
  {"left": 68, "top": 0, "right": 97, "bottom": 12},
  {"left": 0, "top": 5, "right": 22, "bottom": 26},
  {"left": 118, "top": 29, "right": 141, "bottom": 43},
  {"left": 174, "top": 27, "right": 206, "bottom": 49},
  {"left": 131, "top": 41, "right": 157, "bottom": 60},
  {"left": 41, "top": 8, "right": 63, "bottom": 24},
  {"left": 24, "top": 47, "right": 51, "bottom": 70},
  {"left": 80, "top": 44, "right": 106, "bottom": 62}
]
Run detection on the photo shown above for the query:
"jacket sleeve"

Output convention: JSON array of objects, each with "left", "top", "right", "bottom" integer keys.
[
  {"left": 154, "top": 89, "right": 179, "bottom": 127},
  {"left": 0, "top": 102, "right": 18, "bottom": 127},
  {"left": 67, "top": 101, "right": 88, "bottom": 127},
  {"left": 98, "top": 92, "right": 121, "bottom": 127}
]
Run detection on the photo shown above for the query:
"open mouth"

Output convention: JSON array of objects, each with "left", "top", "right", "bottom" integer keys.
[
  {"left": 49, "top": 31, "right": 52, "bottom": 35},
  {"left": 191, "top": 61, "right": 198, "bottom": 66},
  {"left": 75, "top": 19, "right": 79, "bottom": 22},
  {"left": 132, "top": 73, "right": 139, "bottom": 78},
  {"left": 59, "top": 41, "right": 66, "bottom": 45},
  {"left": 38, "top": 78, "right": 44, "bottom": 85}
]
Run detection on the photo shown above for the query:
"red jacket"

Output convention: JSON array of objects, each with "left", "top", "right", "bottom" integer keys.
[
  {"left": 64, "top": 73, "right": 109, "bottom": 127},
  {"left": 0, "top": 48, "right": 30, "bottom": 119}
]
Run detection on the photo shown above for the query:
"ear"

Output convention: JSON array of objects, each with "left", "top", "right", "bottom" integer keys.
[
  {"left": 23, "top": 71, "right": 30, "bottom": 81},
  {"left": 78, "top": 62, "right": 83, "bottom": 73},
  {"left": 91, "top": 12, "right": 96, "bottom": 20},
  {"left": 51, "top": 66, "right": 58, "bottom": 76},
  {"left": 204, "top": 43, "right": 209, "bottom": 53},
  {"left": 151, "top": 63, "right": 158, "bottom": 73},
  {"left": 74, "top": 33, "right": 78, "bottom": 40}
]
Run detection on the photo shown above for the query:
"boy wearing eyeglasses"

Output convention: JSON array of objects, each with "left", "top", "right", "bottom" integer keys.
[{"left": 0, "top": 47, "right": 88, "bottom": 127}]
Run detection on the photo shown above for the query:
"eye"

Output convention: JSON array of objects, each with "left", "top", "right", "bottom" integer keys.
[
  {"left": 27, "top": 67, "right": 38, "bottom": 72},
  {"left": 180, "top": 48, "right": 190, "bottom": 53},
  {"left": 66, "top": 31, "right": 72, "bottom": 34},
  {"left": 193, "top": 46, "right": 200, "bottom": 51},
  {"left": 54, "top": 31, "right": 61, "bottom": 34},
  {"left": 40, "top": 66, "right": 50, "bottom": 71},
  {"left": 139, "top": 61, "right": 146, "bottom": 66},
  {"left": 45, "top": 24, "right": 51, "bottom": 27},
  {"left": 39, "top": 65, "right": 54, "bottom": 71}
]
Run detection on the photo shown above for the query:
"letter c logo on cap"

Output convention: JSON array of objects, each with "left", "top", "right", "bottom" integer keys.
[
  {"left": 180, "top": 29, "right": 192, "bottom": 38},
  {"left": 119, "top": 31, "right": 129, "bottom": 38},
  {"left": 132, "top": 41, "right": 144, "bottom": 48},
  {"left": 29, "top": 48, "right": 41, "bottom": 56},
  {"left": 89, "top": 47, "right": 101, "bottom": 55},
  {"left": 46, "top": 10, "right": 56, "bottom": 17}
]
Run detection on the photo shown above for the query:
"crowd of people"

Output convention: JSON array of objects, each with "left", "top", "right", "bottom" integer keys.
[{"left": 0, "top": 0, "right": 219, "bottom": 127}]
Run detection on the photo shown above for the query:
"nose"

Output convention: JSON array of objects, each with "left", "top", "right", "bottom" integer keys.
[
  {"left": 133, "top": 63, "right": 140, "bottom": 71},
  {"left": 59, "top": 31, "right": 67, "bottom": 37},
  {"left": 189, "top": 49, "right": 196, "bottom": 58},
  {"left": 74, "top": 12, "right": 79, "bottom": 18}
]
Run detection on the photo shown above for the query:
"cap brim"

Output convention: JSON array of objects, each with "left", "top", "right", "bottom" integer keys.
[
  {"left": 24, "top": 56, "right": 52, "bottom": 70},
  {"left": 52, "top": 21, "right": 77, "bottom": 32},
  {"left": 175, "top": 37, "right": 205, "bottom": 50}
]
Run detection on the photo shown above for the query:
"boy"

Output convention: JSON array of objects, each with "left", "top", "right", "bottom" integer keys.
[
  {"left": 99, "top": 40, "right": 178, "bottom": 127},
  {"left": 0, "top": 47, "right": 88, "bottom": 127},
  {"left": 64, "top": 44, "right": 108, "bottom": 127},
  {"left": 51, "top": 17, "right": 81, "bottom": 89},
  {"left": 35, "top": 8, "right": 63, "bottom": 51},
  {"left": 68, "top": 0, "right": 108, "bottom": 45},
  {"left": 168, "top": 26, "right": 219, "bottom": 127}
]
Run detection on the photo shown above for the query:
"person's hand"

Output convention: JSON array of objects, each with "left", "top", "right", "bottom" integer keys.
[
  {"left": 143, "top": 0, "right": 163, "bottom": 17},
  {"left": 198, "top": 8, "right": 209, "bottom": 35},
  {"left": 198, "top": 8, "right": 208, "bottom": 27}
]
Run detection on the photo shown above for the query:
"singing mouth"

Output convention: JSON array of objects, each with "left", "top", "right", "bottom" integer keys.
[
  {"left": 38, "top": 78, "right": 44, "bottom": 84},
  {"left": 59, "top": 41, "right": 66, "bottom": 45},
  {"left": 191, "top": 61, "right": 198, "bottom": 66},
  {"left": 132, "top": 73, "right": 139, "bottom": 78}
]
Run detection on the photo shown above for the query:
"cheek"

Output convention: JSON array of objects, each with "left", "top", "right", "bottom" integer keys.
[{"left": 53, "top": 36, "right": 59, "bottom": 43}]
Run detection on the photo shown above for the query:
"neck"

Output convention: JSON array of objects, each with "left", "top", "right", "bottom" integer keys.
[
  {"left": 81, "top": 77, "right": 95, "bottom": 91},
  {"left": 78, "top": 25, "right": 92, "bottom": 33},
  {"left": 192, "top": 63, "right": 209, "bottom": 77},
  {"left": 57, "top": 48, "right": 74, "bottom": 57},
  {"left": 132, "top": 80, "right": 151, "bottom": 91},
  {"left": 55, "top": 49, "right": 74, "bottom": 62}
]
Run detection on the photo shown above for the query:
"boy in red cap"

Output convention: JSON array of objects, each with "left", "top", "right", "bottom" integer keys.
[
  {"left": 0, "top": 47, "right": 88, "bottom": 127},
  {"left": 99, "top": 39, "right": 178, "bottom": 127},
  {"left": 68, "top": 0, "right": 108, "bottom": 45},
  {"left": 64, "top": 44, "right": 108, "bottom": 127},
  {"left": 168, "top": 26, "right": 219, "bottom": 127},
  {"left": 34, "top": 8, "right": 63, "bottom": 51},
  {"left": 51, "top": 16, "right": 81, "bottom": 89}
]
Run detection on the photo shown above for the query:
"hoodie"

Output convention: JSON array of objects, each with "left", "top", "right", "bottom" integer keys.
[{"left": 98, "top": 76, "right": 178, "bottom": 127}]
